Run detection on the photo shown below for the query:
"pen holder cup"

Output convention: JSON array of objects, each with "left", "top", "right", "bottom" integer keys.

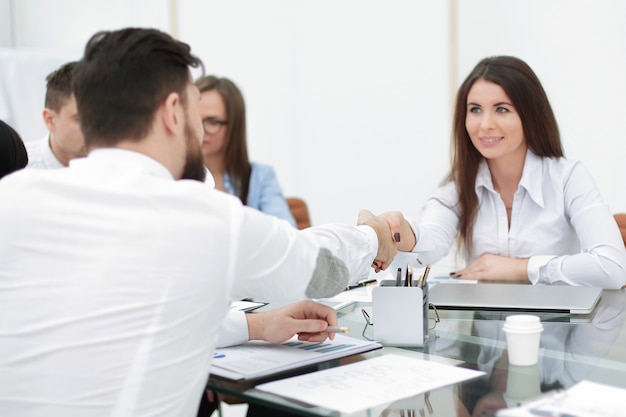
[{"left": 372, "top": 284, "right": 429, "bottom": 347}]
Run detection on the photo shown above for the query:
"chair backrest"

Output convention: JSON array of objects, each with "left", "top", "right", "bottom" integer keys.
[
  {"left": 287, "top": 197, "right": 311, "bottom": 229},
  {"left": 615, "top": 214, "right": 626, "bottom": 247},
  {"left": 614, "top": 214, "right": 626, "bottom": 289}
]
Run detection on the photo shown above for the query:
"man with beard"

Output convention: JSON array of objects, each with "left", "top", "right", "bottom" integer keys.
[{"left": 0, "top": 28, "right": 414, "bottom": 417}]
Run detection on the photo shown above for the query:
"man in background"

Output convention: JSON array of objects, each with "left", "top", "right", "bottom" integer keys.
[{"left": 25, "top": 61, "right": 86, "bottom": 168}]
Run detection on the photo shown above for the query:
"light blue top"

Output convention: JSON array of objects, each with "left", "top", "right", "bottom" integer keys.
[{"left": 223, "top": 162, "right": 296, "bottom": 227}]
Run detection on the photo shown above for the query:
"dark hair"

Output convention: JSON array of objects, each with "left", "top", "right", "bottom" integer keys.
[
  {"left": 195, "top": 75, "right": 251, "bottom": 204},
  {"left": 73, "top": 28, "right": 203, "bottom": 148},
  {"left": 45, "top": 61, "right": 78, "bottom": 112},
  {"left": 0, "top": 120, "right": 28, "bottom": 179},
  {"left": 449, "top": 56, "right": 563, "bottom": 254}
]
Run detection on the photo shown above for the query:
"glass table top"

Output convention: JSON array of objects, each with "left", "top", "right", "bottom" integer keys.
[{"left": 207, "top": 289, "right": 626, "bottom": 416}]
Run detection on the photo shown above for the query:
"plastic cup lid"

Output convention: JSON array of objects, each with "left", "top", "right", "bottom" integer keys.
[
  {"left": 503, "top": 314, "right": 543, "bottom": 333},
  {"left": 503, "top": 325, "right": 544, "bottom": 333},
  {"left": 504, "top": 314, "right": 542, "bottom": 328}
]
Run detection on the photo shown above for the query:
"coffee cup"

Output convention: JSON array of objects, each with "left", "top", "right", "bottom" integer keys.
[{"left": 503, "top": 314, "right": 543, "bottom": 366}]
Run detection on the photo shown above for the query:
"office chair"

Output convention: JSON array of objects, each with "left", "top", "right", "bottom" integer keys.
[
  {"left": 286, "top": 197, "right": 311, "bottom": 229},
  {"left": 615, "top": 214, "right": 626, "bottom": 248},
  {"left": 614, "top": 214, "right": 626, "bottom": 289}
]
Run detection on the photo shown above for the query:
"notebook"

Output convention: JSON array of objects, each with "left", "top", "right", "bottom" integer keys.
[
  {"left": 429, "top": 283, "right": 602, "bottom": 314},
  {"left": 210, "top": 334, "right": 382, "bottom": 380}
]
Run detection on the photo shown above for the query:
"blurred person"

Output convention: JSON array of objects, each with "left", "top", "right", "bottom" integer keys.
[
  {"left": 0, "top": 119, "right": 28, "bottom": 178},
  {"left": 25, "top": 61, "right": 86, "bottom": 168},
  {"left": 195, "top": 75, "right": 296, "bottom": 226}
]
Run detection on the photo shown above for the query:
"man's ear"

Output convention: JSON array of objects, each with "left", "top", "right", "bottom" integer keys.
[
  {"left": 161, "top": 92, "right": 183, "bottom": 136},
  {"left": 42, "top": 108, "right": 55, "bottom": 132}
]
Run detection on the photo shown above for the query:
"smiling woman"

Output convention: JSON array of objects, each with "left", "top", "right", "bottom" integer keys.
[
  {"left": 379, "top": 55, "right": 626, "bottom": 289},
  {"left": 465, "top": 79, "right": 526, "bottom": 170}
]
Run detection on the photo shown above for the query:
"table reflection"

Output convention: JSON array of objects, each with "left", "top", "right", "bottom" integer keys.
[{"left": 452, "top": 290, "right": 626, "bottom": 417}]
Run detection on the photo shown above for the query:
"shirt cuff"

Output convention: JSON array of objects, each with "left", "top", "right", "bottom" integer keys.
[
  {"left": 406, "top": 216, "right": 421, "bottom": 252},
  {"left": 357, "top": 224, "right": 380, "bottom": 254},
  {"left": 216, "top": 310, "right": 249, "bottom": 348},
  {"left": 527, "top": 255, "right": 556, "bottom": 284}
]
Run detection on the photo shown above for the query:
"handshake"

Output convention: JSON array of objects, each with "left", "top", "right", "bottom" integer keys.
[{"left": 357, "top": 210, "right": 415, "bottom": 273}]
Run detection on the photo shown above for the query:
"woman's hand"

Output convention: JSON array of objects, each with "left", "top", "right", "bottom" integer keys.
[{"left": 450, "top": 253, "right": 529, "bottom": 282}]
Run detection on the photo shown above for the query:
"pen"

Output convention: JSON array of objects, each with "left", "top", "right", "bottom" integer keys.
[
  {"left": 405, "top": 263, "right": 413, "bottom": 287},
  {"left": 419, "top": 264, "right": 432, "bottom": 288},
  {"left": 325, "top": 325, "right": 349, "bottom": 333},
  {"left": 396, "top": 267, "right": 402, "bottom": 287},
  {"left": 346, "top": 278, "right": 377, "bottom": 291}
]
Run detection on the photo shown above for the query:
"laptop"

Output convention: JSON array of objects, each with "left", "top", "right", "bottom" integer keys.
[{"left": 429, "top": 283, "right": 602, "bottom": 314}]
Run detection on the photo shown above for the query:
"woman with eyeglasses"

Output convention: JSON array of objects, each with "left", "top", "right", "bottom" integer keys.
[{"left": 194, "top": 75, "right": 296, "bottom": 227}]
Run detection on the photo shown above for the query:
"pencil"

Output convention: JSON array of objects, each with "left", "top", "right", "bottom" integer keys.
[
  {"left": 325, "top": 325, "right": 349, "bottom": 333},
  {"left": 346, "top": 278, "right": 377, "bottom": 291}
]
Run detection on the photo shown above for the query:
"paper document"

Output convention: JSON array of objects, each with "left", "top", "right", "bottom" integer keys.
[
  {"left": 420, "top": 262, "right": 478, "bottom": 284},
  {"left": 497, "top": 380, "right": 626, "bottom": 417},
  {"left": 429, "top": 276, "right": 479, "bottom": 284},
  {"left": 229, "top": 300, "right": 268, "bottom": 312},
  {"left": 256, "top": 354, "right": 485, "bottom": 413},
  {"left": 314, "top": 298, "right": 356, "bottom": 311},
  {"left": 210, "top": 334, "right": 381, "bottom": 381}
]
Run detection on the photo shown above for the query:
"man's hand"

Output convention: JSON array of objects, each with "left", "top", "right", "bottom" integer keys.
[
  {"left": 358, "top": 210, "right": 415, "bottom": 272},
  {"left": 450, "top": 253, "right": 529, "bottom": 282},
  {"left": 246, "top": 300, "right": 338, "bottom": 344}
]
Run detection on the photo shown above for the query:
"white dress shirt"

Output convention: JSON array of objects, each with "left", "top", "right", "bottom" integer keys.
[
  {"left": 24, "top": 134, "right": 65, "bottom": 169},
  {"left": 0, "top": 149, "right": 376, "bottom": 417},
  {"left": 409, "top": 151, "right": 626, "bottom": 288}
]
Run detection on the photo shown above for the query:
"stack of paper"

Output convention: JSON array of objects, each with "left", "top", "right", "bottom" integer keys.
[
  {"left": 497, "top": 380, "right": 626, "bottom": 417},
  {"left": 256, "top": 354, "right": 485, "bottom": 413},
  {"left": 210, "top": 334, "right": 381, "bottom": 380}
]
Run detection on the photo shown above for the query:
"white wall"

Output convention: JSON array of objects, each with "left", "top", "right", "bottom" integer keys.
[
  {"left": 12, "top": 0, "right": 170, "bottom": 48},
  {"left": 0, "top": 0, "right": 171, "bottom": 141},
  {"left": 0, "top": 0, "right": 12, "bottom": 47},
  {"left": 178, "top": 0, "right": 451, "bottom": 225},
  {"left": 3, "top": 0, "right": 626, "bottom": 226},
  {"left": 456, "top": 0, "right": 626, "bottom": 223}
]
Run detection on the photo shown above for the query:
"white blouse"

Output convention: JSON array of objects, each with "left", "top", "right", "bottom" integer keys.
[{"left": 408, "top": 151, "right": 626, "bottom": 288}]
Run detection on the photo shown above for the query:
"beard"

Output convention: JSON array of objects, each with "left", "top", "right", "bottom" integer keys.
[{"left": 180, "top": 120, "right": 207, "bottom": 182}]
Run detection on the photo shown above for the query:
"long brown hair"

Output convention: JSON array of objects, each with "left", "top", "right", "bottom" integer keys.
[
  {"left": 449, "top": 56, "right": 564, "bottom": 254},
  {"left": 195, "top": 75, "right": 251, "bottom": 204}
]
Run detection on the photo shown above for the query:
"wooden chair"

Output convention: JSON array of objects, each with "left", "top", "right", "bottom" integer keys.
[
  {"left": 615, "top": 214, "right": 626, "bottom": 247},
  {"left": 614, "top": 214, "right": 626, "bottom": 289},
  {"left": 287, "top": 197, "right": 311, "bottom": 229}
]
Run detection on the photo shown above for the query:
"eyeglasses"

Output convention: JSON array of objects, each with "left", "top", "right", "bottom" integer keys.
[{"left": 202, "top": 118, "right": 228, "bottom": 135}]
